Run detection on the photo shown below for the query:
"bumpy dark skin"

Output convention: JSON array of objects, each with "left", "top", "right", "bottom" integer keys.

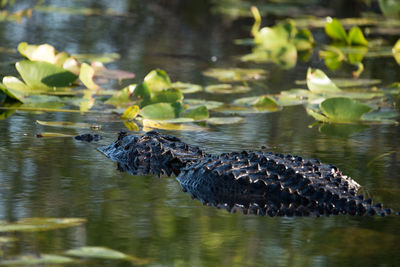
[
  {"left": 99, "top": 131, "right": 395, "bottom": 217},
  {"left": 98, "top": 131, "right": 207, "bottom": 176}
]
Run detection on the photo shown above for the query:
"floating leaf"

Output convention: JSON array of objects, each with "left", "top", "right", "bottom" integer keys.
[
  {"left": 121, "top": 105, "right": 139, "bottom": 120},
  {"left": 207, "top": 117, "right": 244, "bottom": 125},
  {"left": 320, "top": 97, "right": 372, "bottom": 123},
  {"left": 294, "top": 29, "right": 314, "bottom": 50},
  {"left": 142, "top": 119, "right": 204, "bottom": 132},
  {"left": 295, "top": 78, "right": 381, "bottom": 88},
  {"left": 133, "top": 82, "right": 151, "bottom": 105},
  {"left": 72, "top": 52, "right": 120, "bottom": 63},
  {"left": 0, "top": 83, "right": 24, "bottom": 103},
  {"left": 17, "top": 42, "right": 67, "bottom": 65},
  {"left": 183, "top": 105, "right": 209, "bottom": 120},
  {"left": 0, "top": 217, "right": 86, "bottom": 232},
  {"left": 325, "top": 18, "right": 348, "bottom": 43},
  {"left": 184, "top": 99, "right": 223, "bottom": 110},
  {"left": 150, "top": 89, "right": 183, "bottom": 104},
  {"left": 36, "top": 132, "right": 76, "bottom": 138},
  {"left": 36, "top": 120, "right": 100, "bottom": 129},
  {"left": 3, "top": 76, "right": 32, "bottom": 94},
  {"left": 202, "top": 68, "right": 267, "bottom": 82},
  {"left": 232, "top": 95, "right": 280, "bottom": 111},
  {"left": 139, "top": 102, "right": 181, "bottom": 119},
  {"left": 306, "top": 107, "right": 330, "bottom": 123},
  {"left": 65, "top": 246, "right": 150, "bottom": 265},
  {"left": 143, "top": 69, "right": 171, "bottom": 92},
  {"left": 393, "top": 39, "right": 400, "bottom": 65},
  {"left": 79, "top": 63, "right": 100, "bottom": 90},
  {"left": 16, "top": 60, "right": 77, "bottom": 90},
  {"left": 105, "top": 84, "right": 136, "bottom": 107},
  {"left": 306, "top": 68, "right": 341, "bottom": 94},
  {"left": 0, "top": 254, "right": 75, "bottom": 265},
  {"left": 348, "top": 27, "right": 368, "bottom": 46},
  {"left": 170, "top": 82, "right": 202, "bottom": 94},
  {"left": 205, "top": 84, "right": 251, "bottom": 94}
]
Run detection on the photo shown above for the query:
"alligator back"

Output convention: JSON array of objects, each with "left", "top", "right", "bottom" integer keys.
[
  {"left": 177, "top": 151, "right": 393, "bottom": 217},
  {"left": 98, "top": 131, "right": 206, "bottom": 176}
]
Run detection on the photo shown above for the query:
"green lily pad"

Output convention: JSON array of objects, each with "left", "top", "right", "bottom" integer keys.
[
  {"left": 36, "top": 132, "right": 76, "bottom": 138},
  {"left": 0, "top": 217, "right": 86, "bottom": 232},
  {"left": 307, "top": 68, "right": 341, "bottom": 94},
  {"left": 232, "top": 95, "right": 280, "bottom": 111},
  {"left": 139, "top": 102, "right": 181, "bottom": 119},
  {"left": 0, "top": 83, "right": 24, "bottom": 103},
  {"left": 16, "top": 60, "right": 77, "bottom": 90},
  {"left": 170, "top": 82, "right": 203, "bottom": 94},
  {"left": 348, "top": 27, "right": 369, "bottom": 46},
  {"left": 202, "top": 68, "right": 267, "bottom": 82},
  {"left": 320, "top": 97, "right": 372, "bottom": 123},
  {"left": 150, "top": 89, "right": 183, "bottom": 104},
  {"left": 17, "top": 42, "right": 68, "bottom": 66},
  {"left": 0, "top": 254, "right": 75, "bottom": 265},
  {"left": 142, "top": 119, "right": 205, "bottom": 132},
  {"left": 72, "top": 52, "right": 120, "bottom": 63},
  {"left": 296, "top": 78, "right": 381, "bottom": 88},
  {"left": 143, "top": 69, "right": 171, "bottom": 92},
  {"left": 79, "top": 63, "right": 100, "bottom": 90},
  {"left": 183, "top": 105, "right": 209, "bottom": 120},
  {"left": 207, "top": 116, "right": 244, "bottom": 125},
  {"left": 325, "top": 18, "right": 348, "bottom": 43},
  {"left": 105, "top": 84, "right": 136, "bottom": 107},
  {"left": 205, "top": 84, "right": 251, "bottom": 94},
  {"left": 65, "top": 246, "right": 133, "bottom": 261},
  {"left": 121, "top": 105, "right": 139, "bottom": 120},
  {"left": 183, "top": 99, "right": 224, "bottom": 110},
  {"left": 36, "top": 120, "right": 100, "bottom": 129},
  {"left": 3, "top": 76, "right": 32, "bottom": 94}
]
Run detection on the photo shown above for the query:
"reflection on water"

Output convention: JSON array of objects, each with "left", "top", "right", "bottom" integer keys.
[{"left": 0, "top": 0, "right": 400, "bottom": 266}]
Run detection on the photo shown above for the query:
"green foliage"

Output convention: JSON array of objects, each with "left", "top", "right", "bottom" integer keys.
[{"left": 325, "top": 18, "right": 368, "bottom": 46}]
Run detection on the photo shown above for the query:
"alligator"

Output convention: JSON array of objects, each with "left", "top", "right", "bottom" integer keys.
[{"left": 98, "top": 131, "right": 396, "bottom": 217}]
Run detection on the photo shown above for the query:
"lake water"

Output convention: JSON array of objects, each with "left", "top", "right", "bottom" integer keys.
[{"left": 0, "top": 1, "right": 400, "bottom": 266}]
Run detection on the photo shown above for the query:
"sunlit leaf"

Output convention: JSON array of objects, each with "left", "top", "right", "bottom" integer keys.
[
  {"left": 325, "top": 18, "right": 348, "bottom": 43},
  {"left": 36, "top": 132, "right": 76, "bottom": 138},
  {"left": 143, "top": 69, "right": 171, "bottom": 92},
  {"left": 142, "top": 119, "right": 205, "bottom": 132},
  {"left": 202, "top": 68, "right": 267, "bottom": 82},
  {"left": 171, "top": 82, "right": 203, "bottom": 94},
  {"left": 79, "top": 63, "right": 100, "bottom": 90},
  {"left": 18, "top": 42, "right": 59, "bottom": 64},
  {"left": 205, "top": 84, "right": 251, "bottom": 94},
  {"left": 62, "top": 56, "right": 81, "bottom": 75},
  {"left": 348, "top": 27, "right": 368, "bottom": 46},
  {"left": 392, "top": 39, "right": 400, "bottom": 65},
  {"left": 184, "top": 99, "right": 224, "bottom": 110},
  {"left": 72, "top": 52, "right": 120, "bottom": 63},
  {"left": 207, "top": 117, "right": 244, "bottom": 125},
  {"left": 150, "top": 89, "right": 183, "bottom": 104},
  {"left": 139, "top": 102, "right": 181, "bottom": 119},
  {"left": 320, "top": 97, "right": 372, "bottom": 123},
  {"left": 0, "top": 83, "right": 24, "bottom": 103},
  {"left": 3, "top": 76, "right": 31, "bottom": 94},
  {"left": 121, "top": 105, "right": 139, "bottom": 120},
  {"left": 296, "top": 78, "right": 381, "bottom": 88},
  {"left": 0, "top": 254, "right": 75, "bottom": 265},
  {"left": 105, "top": 84, "right": 136, "bottom": 107},
  {"left": 183, "top": 105, "right": 209, "bottom": 120},
  {"left": 306, "top": 107, "right": 330, "bottom": 122},
  {"left": 306, "top": 68, "right": 341, "bottom": 93},
  {"left": 0, "top": 217, "right": 86, "bottom": 232},
  {"left": 65, "top": 246, "right": 132, "bottom": 261},
  {"left": 36, "top": 120, "right": 100, "bottom": 129},
  {"left": 16, "top": 60, "right": 77, "bottom": 90}
]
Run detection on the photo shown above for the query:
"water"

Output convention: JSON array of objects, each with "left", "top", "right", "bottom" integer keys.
[{"left": 0, "top": 1, "right": 400, "bottom": 266}]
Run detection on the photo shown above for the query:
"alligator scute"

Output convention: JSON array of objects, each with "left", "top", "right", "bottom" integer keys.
[{"left": 98, "top": 131, "right": 396, "bottom": 217}]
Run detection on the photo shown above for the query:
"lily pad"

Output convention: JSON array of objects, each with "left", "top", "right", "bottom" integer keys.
[
  {"left": 183, "top": 105, "right": 209, "bottom": 120},
  {"left": 0, "top": 83, "right": 24, "bottom": 103},
  {"left": 65, "top": 246, "right": 151, "bottom": 265},
  {"left": 142, "top": 119, "right": 205, "bottom": 132},
  {"left": 232, "top": 95, "right": 280, "bottom": 111},
  {"left": 306, "top": 68, "right": 341, "bottom": 94},
  {"left": 0, "top": 217, "right": 86, "bottom": 232},
  {"left": 3, "top": 76, "right": 32, "bottom": 94},
  {"left": 320, "top": 97, "right": 372, "bottom": 123},
  {"left": 183, "top": 99, "right": 224, "bottom": 110},
  {"left": 170, "top": 82, "right": 203, "bottom": 94},
  {"left": 205, "top": 84, "right": 251, "bottom": 94},
  {"left": 139, "top": 102, "right": 181, "bottom": 119},
  {"left": 36, "top": 120, "right": 100, "bottom": 130},
  {"left": 150, "top": 89, "right": 183, "bottom": 105},
  {"left": 17, "top": 42, "right": 68, "bottom": 66},
  {"left": 143, "top": 69, "right": 171, "bottom": 92},
  {"left": 121, "top": 105, "right": 139, "bottom": 120},
  {"left": 207, "top": 117, "right": 244, "bottom": 125},
  {"left": 0, "top": 254, "right": 75, "bottom": 265},
  {"left": 36, "top": 132, "right": 76, "bottom": 138},
  {"left": 296, "top": 78, "right": 381, "bottom": 88},
  {"left": 202, "top": 68, "right": 267, "bottom": 82},
  {"left": 105, "top": 84, "right": 136, "bottom": 107},
  {"left": 79, "top": 63, "right": 101, "bottom": 90},
  {"left": 16, "top": 60, "right": 77, "bottom": 90}
]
